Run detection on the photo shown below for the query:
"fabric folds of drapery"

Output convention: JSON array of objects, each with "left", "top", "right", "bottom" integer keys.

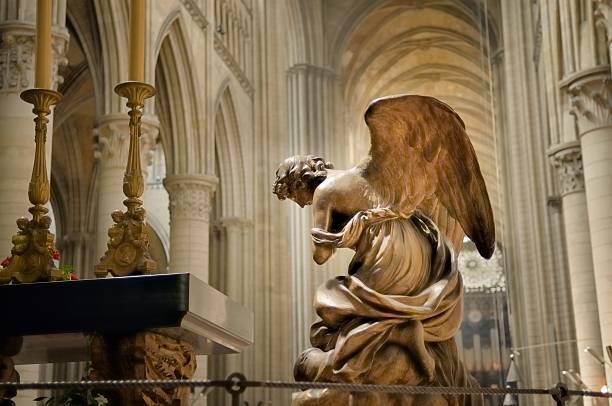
[{"left": 293, "top": 209, "right": 482, "bottom": 406}]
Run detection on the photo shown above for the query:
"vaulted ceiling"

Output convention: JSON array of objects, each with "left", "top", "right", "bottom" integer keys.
[{"left": 325, "top": 0, "right": 503, "bottom": 229}]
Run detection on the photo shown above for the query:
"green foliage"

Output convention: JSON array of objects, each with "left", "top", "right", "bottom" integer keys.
[
  {"left": 33, "top": 389, "right": 108, "bottom": 406},
  {"left": 58, "top": 264, "right": 74, "bottom": 279}
]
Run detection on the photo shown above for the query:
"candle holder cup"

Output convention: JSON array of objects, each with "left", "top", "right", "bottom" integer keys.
[
  {"left": 0, "top": 88, "right": 64, "bottom": 284},
  {"left": 95, "top": 81, "right": 157, "bottom": 278}
]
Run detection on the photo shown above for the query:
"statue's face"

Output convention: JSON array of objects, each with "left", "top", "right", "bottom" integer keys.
[{"left": 289, "top": 180, "right": 314, "bottom": 208}]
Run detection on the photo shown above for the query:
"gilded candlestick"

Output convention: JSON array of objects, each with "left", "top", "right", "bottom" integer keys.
[
  {"left": 95, "top": 81, "right": 157, "bottom": 278},
  {"left": 0, "top": 89, "right": 63, "bottom": 284}
]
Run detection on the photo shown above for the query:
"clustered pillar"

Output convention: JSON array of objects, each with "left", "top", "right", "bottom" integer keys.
[
  {"left": 568, "top": 70, "right": 612, "bottom": 391},
  {"left": 286, "top": 63, "right": 339, "bottom": 354},
  {"left": 549, "top": 142, "right": 606, "bottom": 391}
]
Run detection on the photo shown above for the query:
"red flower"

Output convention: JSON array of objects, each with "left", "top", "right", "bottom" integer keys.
[
  {"left": 69, "top": 272, "right": 79, "bottom": 280},
  {"left": 52, "top": 250, "right": 60, "bottom": 261},
  {"left": 1, "top": 256, "right": 11, "bottom": 267}
]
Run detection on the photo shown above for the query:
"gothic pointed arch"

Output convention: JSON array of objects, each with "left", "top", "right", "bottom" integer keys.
[
  {"left": 93, "top": 0, "right": 128, "bottom": 114},
  {"left": 285, "top": 0, "right": 325, "bottom": 66},
  {"left": 209, "top": 82, "right": 249, "bottom": 293},
  {"left": 213, "top": 83, "right": 248, "bottom": 219},
  {"left": 65, "top": 1, "right": 104, "bottom": 116},
  {"left": 154, "top": 18, "right": 205, "bottom": 175}
]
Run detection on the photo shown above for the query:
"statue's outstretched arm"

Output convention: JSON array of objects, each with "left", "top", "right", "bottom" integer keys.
[{"left": 312, "top": 197, "right": 335, "bottom": 265}]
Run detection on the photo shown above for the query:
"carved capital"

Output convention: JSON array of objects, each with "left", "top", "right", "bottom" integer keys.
[
  {"left": 0, "top": 23, "right": 69, "bottom": 93},
  {"left": 568, "top": 69, "right": 612, "bottom": 134},
  {"left": 214, "top": 35, "right": 253, "bottom": 96},
  {"left": 164, "top": 174, "right": 218, "bottom": 221},
  {"left": 0, "top": 29, "right": 34, "bottom": 92},
  {"left": 549, "top": 142, "right": 585, "bottom": 196},
  {"left": 95, "top": 114, "right": 160, "bottom": 171}
]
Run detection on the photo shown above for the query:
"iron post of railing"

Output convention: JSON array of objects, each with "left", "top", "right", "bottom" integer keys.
[
  {"left": 550, "top": 382, "right": 569, "bottom": 405},
  {"left": 225, "top": 372, "right": 247, "bottom": 406}
]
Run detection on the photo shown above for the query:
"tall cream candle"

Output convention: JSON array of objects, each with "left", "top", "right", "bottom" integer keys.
[
  {"left": 35, "top": 0, "right": 53, "bottom": 88},
  {"left": 128, "top": 0, "right": 145, "bottom": 81}
]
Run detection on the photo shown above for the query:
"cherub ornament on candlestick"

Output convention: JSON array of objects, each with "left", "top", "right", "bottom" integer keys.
[{"left": 274, "top": 95, "right": 495, "bottom": 405}]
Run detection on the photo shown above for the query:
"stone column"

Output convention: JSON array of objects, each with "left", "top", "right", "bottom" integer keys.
[
  {"left": 568, "top": 69, "right": 612, "bottom": 389},
  {"left": 163, "top": 174, "right": 216, "bottom": 385},
  {"left": 163, "top": 174, "right": 217, "bottom": 281},
  {"left": 0, "top": 26, "right": 38, "bottom": 258},
  {"left": 549, "top": 141, "right": 607, "bottom": 390},
  {"left": 220, "top": 217, "right": 253, "bottom": 303},
  {"left": 287, "top": 63, "right": 338, "bottom": 158},
  {"left": 214, "top": 216, "right": 253, "bottom": 376},
  {"left": 286, "top": 63, "right": 340, "bottom": 355},
  {"left": 94, "top": 114, "right": 158, "bottom": 262}
]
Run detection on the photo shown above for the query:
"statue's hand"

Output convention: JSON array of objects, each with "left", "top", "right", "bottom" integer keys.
[{"left": 313, "top": 244, "right": 335, "bottom": 265}]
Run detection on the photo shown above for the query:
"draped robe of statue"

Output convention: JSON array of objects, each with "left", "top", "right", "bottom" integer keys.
[{"left": 293, "top": 208, "right": 483, "bottom": 406}]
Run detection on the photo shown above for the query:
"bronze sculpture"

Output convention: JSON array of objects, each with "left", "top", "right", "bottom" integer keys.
[{"left": 274, "top": 95, "right": 495, "bottom": 405}]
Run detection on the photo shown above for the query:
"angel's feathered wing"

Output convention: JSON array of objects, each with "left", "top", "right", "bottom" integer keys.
[{"left": 360, "top": 95, "right": 495, "bottom": 259}]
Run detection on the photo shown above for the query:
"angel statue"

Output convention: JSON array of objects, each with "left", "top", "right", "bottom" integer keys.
[{"left": 273, "top": 95, "right": 495, "bottom": 405}]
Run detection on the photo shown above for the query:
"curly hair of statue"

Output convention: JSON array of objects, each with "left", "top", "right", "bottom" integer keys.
[{"left": 273, "top": 155, "right": 334, "bottom": 200}]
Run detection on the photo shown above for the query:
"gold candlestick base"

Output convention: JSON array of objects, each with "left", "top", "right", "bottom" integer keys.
[
  {"left": 95, "top": 81, "right": 157, "bottom": 278},
  {"left": 0, "top": 88, "right": 63, "bottom": 284}
]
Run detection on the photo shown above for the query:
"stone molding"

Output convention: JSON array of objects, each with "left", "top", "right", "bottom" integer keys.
[
  {"left": 95, "top": 114, "right": 160, "bottom": 170},
  {"left": 163, "top": 174, "right": 218, "bottom": 220},
  {"left": 214, "top": 34, "right": 253, "bottom": 96},
  {"left": 180, "top": 0, "right": 208, "bottom": 30},
  {"left": 548, "top": 141, "right": 585, "bottom": 196},
  {"left": 0, "top": 22, "right": 68, "bottom": 93},
  {"left": 568, "top": 68, "right": 612, "bottom": 135}
]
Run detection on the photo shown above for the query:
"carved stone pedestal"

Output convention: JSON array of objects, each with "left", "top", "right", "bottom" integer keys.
[
  {"left": 0, "top": 336, "right": 22, "bottom": 405},
  {"left": 89, "top": 331, "right": 196, "bottom": 406}
]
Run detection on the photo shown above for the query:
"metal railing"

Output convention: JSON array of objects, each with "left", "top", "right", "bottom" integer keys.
[{"left": 2, "top": 373, "right": 611, "bottom": 406}]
